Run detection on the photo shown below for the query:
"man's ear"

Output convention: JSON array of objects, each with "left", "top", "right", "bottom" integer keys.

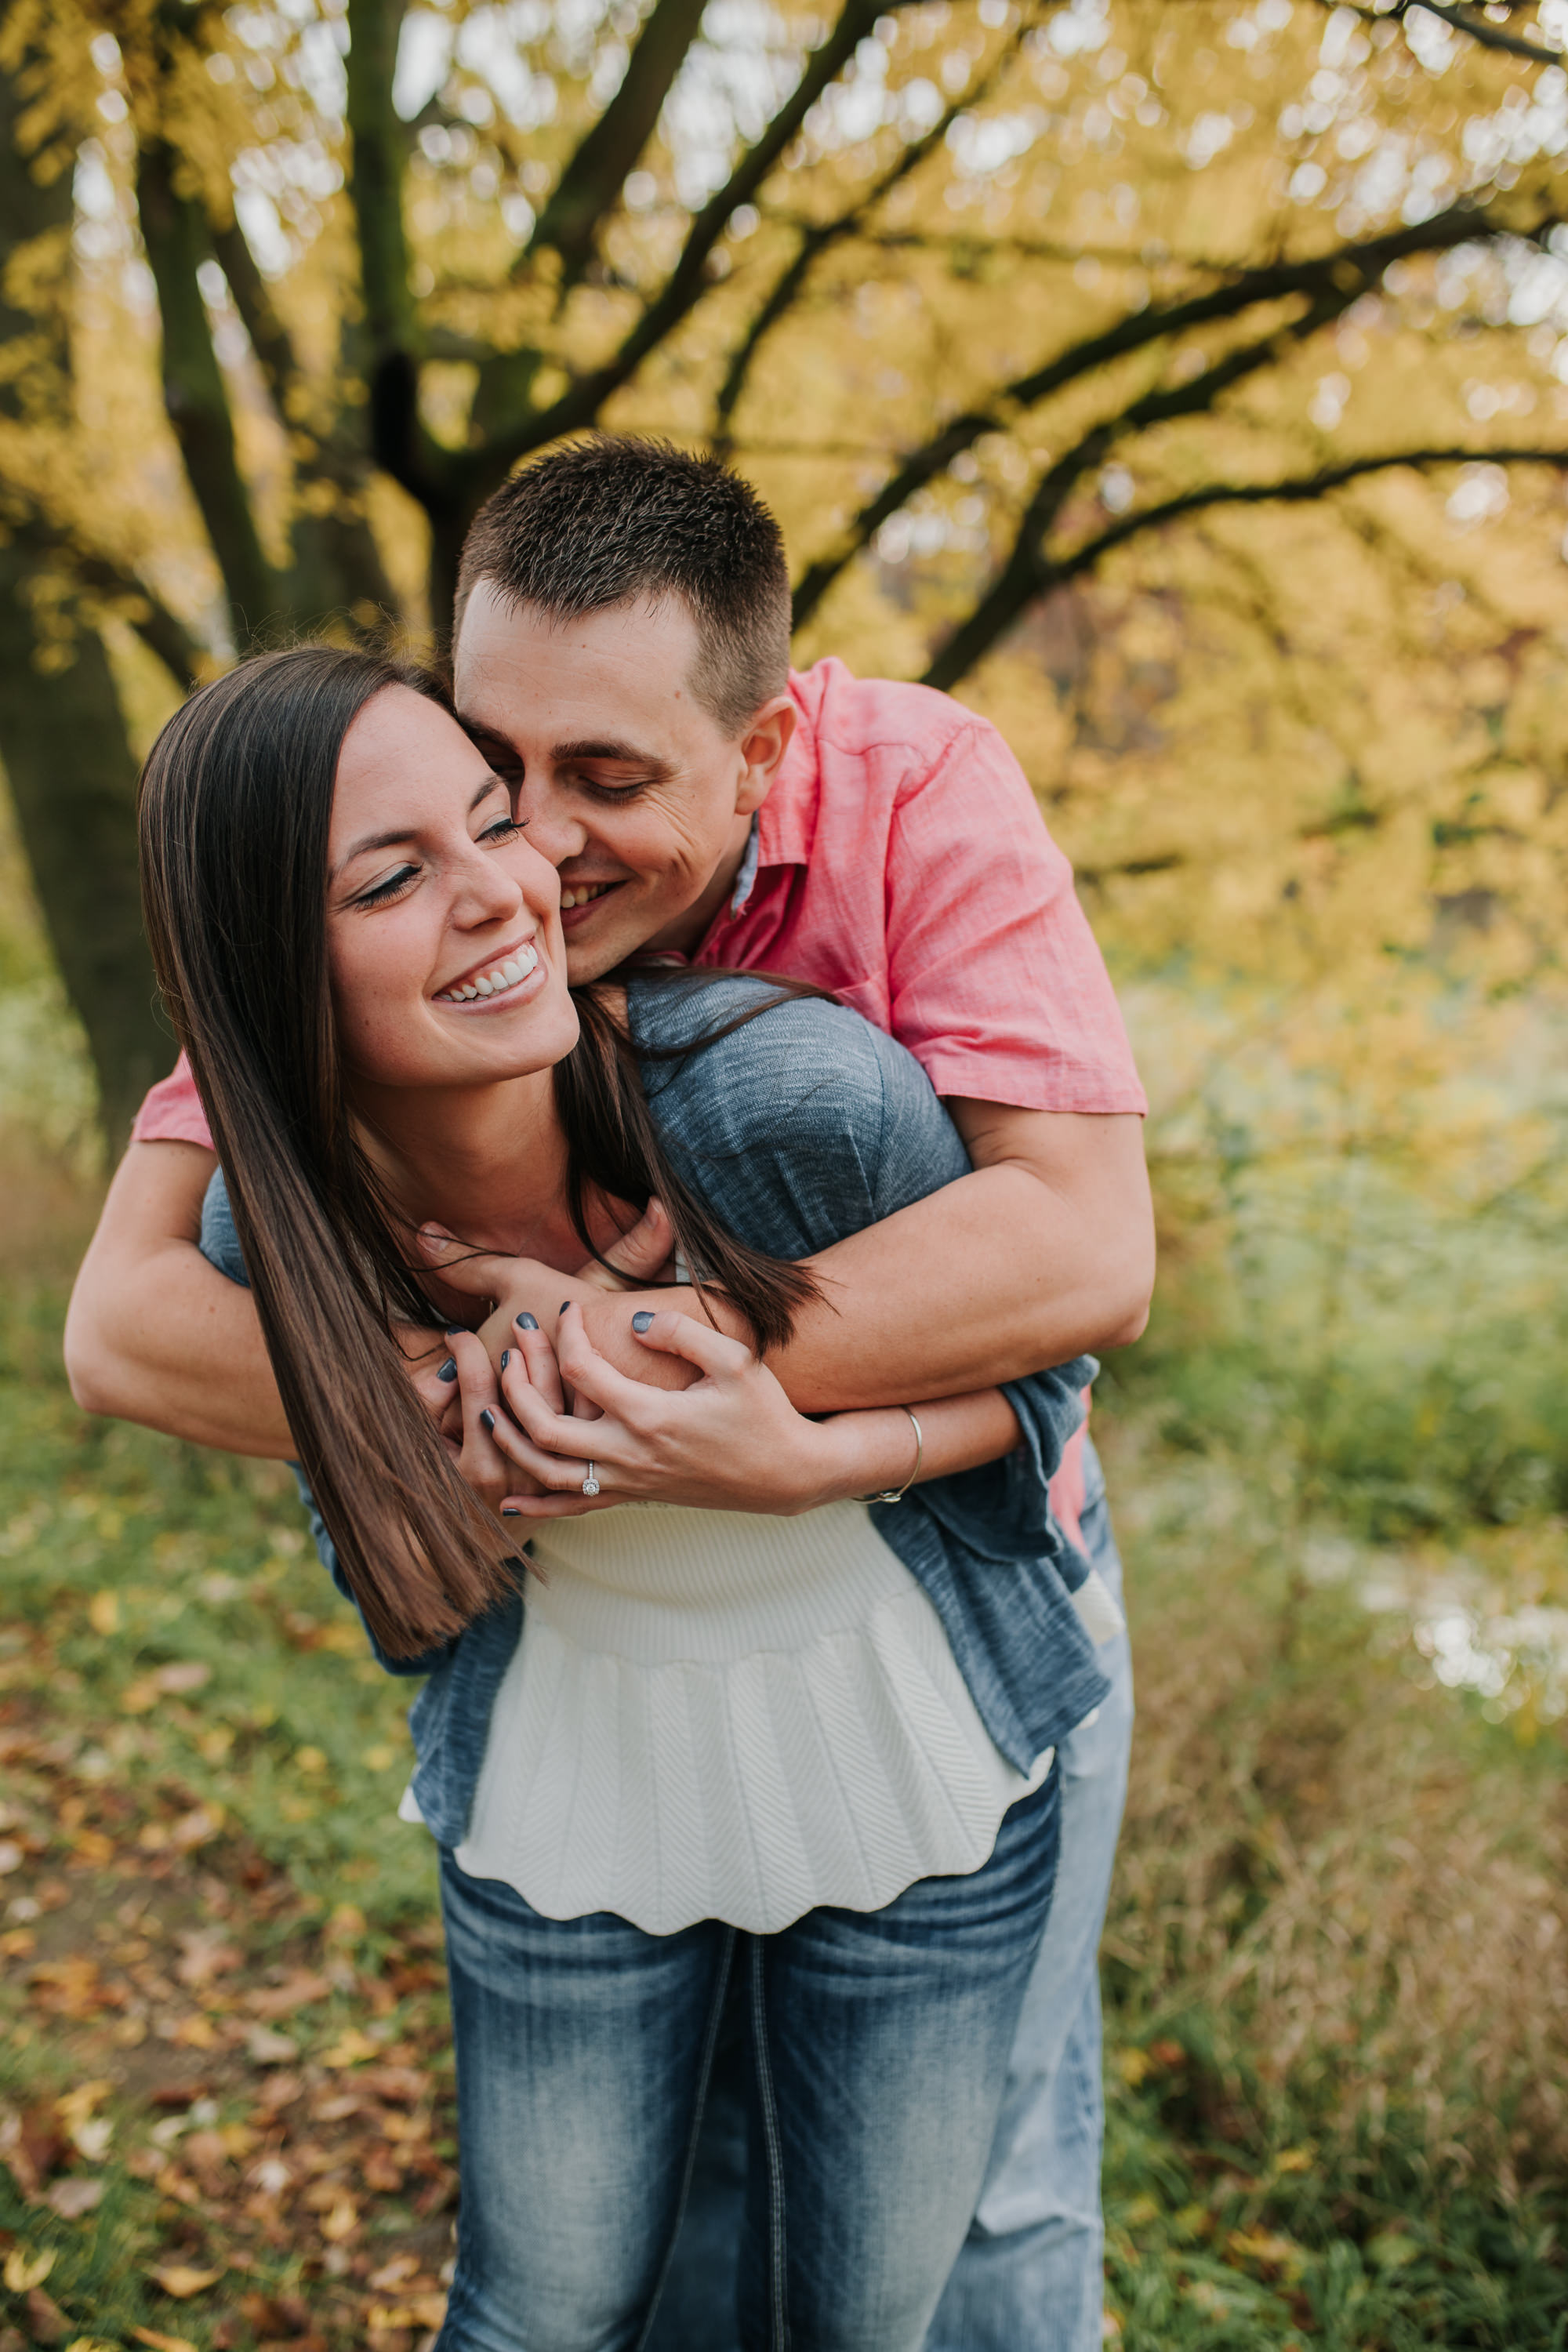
[{"left": 735, "top": 695, "right": 797, "bottom": 815}]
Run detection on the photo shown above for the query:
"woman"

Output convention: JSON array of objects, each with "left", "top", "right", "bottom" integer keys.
[{"left": 139, "top": 646, "right": 1109, "bottom": 2352}]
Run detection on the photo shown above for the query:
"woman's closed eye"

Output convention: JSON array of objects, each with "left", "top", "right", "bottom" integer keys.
[
  {"left": 348, "top": 815, "right": 521, "bottom": 908},
  {"left": 351, "top": 862, "right": 420, "bottom": 908}
]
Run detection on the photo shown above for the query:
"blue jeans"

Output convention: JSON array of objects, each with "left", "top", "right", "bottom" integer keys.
[
  {"left": 434, "top": 1763, "right": 1062, "bottom": 2352},
  {"left": 650, "top": 1447, "right": 1132, "bottom": 2352}
]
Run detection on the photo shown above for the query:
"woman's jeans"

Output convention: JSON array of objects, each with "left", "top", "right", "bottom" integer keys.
[{"left": 434, "top": 1764, "right": 1061, "bottom": 2352}]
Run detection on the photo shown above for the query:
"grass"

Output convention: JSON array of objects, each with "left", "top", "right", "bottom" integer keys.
[{"left": 0, "top": 1152, "right": 1564, "bottom": 2347}]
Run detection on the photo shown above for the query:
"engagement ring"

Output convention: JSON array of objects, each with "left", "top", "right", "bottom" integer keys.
[{"left": 582, "top": 1461, "right": 601, "bottom": 1497}]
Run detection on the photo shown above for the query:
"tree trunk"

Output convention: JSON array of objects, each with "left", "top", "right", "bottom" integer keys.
[
  {"left": 0, "top": 574, "right": 172, "bottom": 1149},
  {"left": 0, "top": 34, "right": 170, "bottom": 1149}
]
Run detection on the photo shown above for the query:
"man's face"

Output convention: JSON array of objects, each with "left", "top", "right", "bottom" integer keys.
[{"left": 452, "top": 584, "right": 794, "bottom": 982}]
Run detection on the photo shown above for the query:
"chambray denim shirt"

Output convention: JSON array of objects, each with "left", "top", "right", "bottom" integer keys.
[{"left": 200, "top": 976, "right": 1110, "bottom": 1846}]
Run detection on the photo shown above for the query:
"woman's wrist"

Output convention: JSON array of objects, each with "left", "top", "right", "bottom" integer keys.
[{"left": 805, "top": 1407, "right": 920, "bottom": 1511}]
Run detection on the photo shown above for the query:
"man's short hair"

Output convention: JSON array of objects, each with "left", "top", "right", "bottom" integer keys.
[{"left": 456, "top": 436, "right": 792, "bottom": 737}]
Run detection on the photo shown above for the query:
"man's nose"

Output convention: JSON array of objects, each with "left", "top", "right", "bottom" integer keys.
[{"left": 514, "top": 782, "right": 589, "bottom": 869}]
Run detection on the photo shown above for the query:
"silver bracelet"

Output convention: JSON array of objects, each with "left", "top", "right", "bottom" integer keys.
[{"left": 864, "top": 1406, "right": 924, "bottom": 1505}]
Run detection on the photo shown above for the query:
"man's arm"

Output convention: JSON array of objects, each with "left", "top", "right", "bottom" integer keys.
[
  {"left": 777, "top": 1099, "right": 1151, "bottom": 1410},
  {"left": 64, "top": 1142, "right": 296, "bottom": 1457},
  {"left": 429, "top": 1101, "right": 1151, "bottom": 1411}
]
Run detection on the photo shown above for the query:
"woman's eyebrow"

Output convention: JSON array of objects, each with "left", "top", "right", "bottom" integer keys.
[{"left": 330, "top": 776, "right": 503, "bottom": 878}]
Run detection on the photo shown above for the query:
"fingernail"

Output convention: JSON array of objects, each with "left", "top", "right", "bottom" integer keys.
[
  {"left": 559, "top": 1300, "right": 572, "bottom": 1316},
  {"left": 437, "top": 1358, "right": 457, "bottom": 1382},
  {"left": 480, "top": 1409, "right": 495, "bottom": 1435},
  {"left": 500, "top": 1349, "right": 510, "bottom": 1371},
  {"left": 445, "top": 1324, "right": 463, "bottom": 1336},
  {"left": 632, "top": 1310, "right": 654, "bottom": 1334},
  {"left": 501, "top": 1505, "right": 521, "bottom": 1517},
  {"left": 517, "top": 1312, "right": 539, "bottom": 1332}
]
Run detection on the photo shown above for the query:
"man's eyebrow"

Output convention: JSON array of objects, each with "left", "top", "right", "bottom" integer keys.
[
  {"left": 554, "top": 737, "right": 673, "bottom": 776},
  {"left": 331, "top": 775, "right": 503, "bottom": 880}
]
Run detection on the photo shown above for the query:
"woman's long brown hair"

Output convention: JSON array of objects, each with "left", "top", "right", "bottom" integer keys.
[{"left": 137, "top": 645, "right": 820, "bottom": 1657}]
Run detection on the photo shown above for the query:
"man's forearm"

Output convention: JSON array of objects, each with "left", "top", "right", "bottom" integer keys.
[
  {"left": 566, "top": 1150, "right": 1152, "bottom": 1416},
  {"left": 771, "top": 1159, "right": 1149, "bottom": 1410},
  {"left": 67, "top": 1241, "right": 292, "bottom": 1455},
  {"left": 64, "top": 1144, "right": 296, "bottom": 1458}
]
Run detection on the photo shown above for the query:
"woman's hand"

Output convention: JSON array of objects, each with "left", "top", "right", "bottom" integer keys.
[{"left": 473, "top": 1305, "right": 921, "bottom": 1521}]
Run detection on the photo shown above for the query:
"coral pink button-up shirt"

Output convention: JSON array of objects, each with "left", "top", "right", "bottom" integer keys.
[{"left": 132, "top": 658, "right": 1146, "bottom": 1537}]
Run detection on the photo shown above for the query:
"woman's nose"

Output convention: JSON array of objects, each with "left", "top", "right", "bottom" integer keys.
[{"left": 454, "top": 841, "right": 526, "bottom": 925}]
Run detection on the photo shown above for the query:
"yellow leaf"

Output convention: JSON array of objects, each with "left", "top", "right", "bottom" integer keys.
[
  {"left": 1274, "top": 2146, "right": 1313, "bottom": 2173},
  {"left": 3, "top": 2243, "right": 56, "bottom": 2291},
  {"left": 132, "top": 2331, "right": 200, "bottom": 2352},
  {"left": 1114, "top": 2047, "right": 1152, "bottom": 2087},
  {"left": 56, "top": 2078, "right": 112, "bottom": 2129},
  {"left": 321, "top": 2027, "right": 381, "bottom": 2068},
  {"left": 320, "top": 2194, "right": 360, "bottom": 2241},
  {"left": 149, "top": 2262, "right": 224, "bottom": 2299},
  {"left": 87, "top": 1590, "right": 119, "bottom": 1635}
]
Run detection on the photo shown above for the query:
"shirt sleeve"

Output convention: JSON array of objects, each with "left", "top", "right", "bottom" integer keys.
[
  {"left": 129, "top": 1051, "right": 216, "bottom": 1150},
  {"left": 884, "top": 720, "right": 1148, "bottom": 1116}
]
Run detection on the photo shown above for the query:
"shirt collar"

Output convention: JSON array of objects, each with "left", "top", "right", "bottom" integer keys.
[
  {"left": 728, "top": 814, "right": 762, "bottom": 916},
  {"left": 750, "top": 671, "right": 820, "bottom": 877}
]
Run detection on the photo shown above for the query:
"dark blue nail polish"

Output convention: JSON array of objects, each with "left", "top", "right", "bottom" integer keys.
[
  {"left": 632, "top": 1310, "right": 654, "bottom": 1334},
  {"left": 480, "top": 1409, "right": 495, "bottom": 1435},
  {"left": 445, "top": 1325, "right": 463, "bottom": 1336},
  {"left": 500, "top": 1350, "right": 510, "bottom": 1372},
  {"left": 501, "top": 1505, "right": 521, "bottom": 1517},
  {"left": 517, "top": 1312, "right": 539, "bottom": 1331},
  {"left": 559, "top": 1300, "right": 572, "bottom": 1316},
  {"left": 437, "top": 1358, "right": 456, "bottom": 1382}
]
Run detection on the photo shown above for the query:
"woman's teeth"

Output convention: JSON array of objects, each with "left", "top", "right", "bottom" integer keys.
[
  {"left": 561, "top": 881, "right": 614, "bottom": 909},
  {"left": 437, "top": 944, "right": 539, "bottom": 1004}
]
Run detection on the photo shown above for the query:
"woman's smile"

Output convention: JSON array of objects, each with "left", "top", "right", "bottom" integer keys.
[{"left": 434, "top": 935, "right": 545, "bottom": 1007}]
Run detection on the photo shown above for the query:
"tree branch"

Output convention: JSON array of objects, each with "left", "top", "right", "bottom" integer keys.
[
  {"left": 136, "top": 138, "right": 284, "bottom": 643},
  {"left": 923, "top": 290, "right": 1353, "bottom": 691},
  {"left": 0, "top": 504, "right": 205, "bottom": 688},
  {"left": 927, "top": 445, "right": 1568, "bottom": 691},
  {"left": 710, "top": 9, "right": 1045, "bottom": 458},
  {"left": 527, "top": 0, "right": 709, "bottom": 294},
  {"left": 790, "top": 195, "right": 1555, "bottom": 630},
  {"left": 1052, "top": 446, "right": 1568, "bottom": 586},
  {"left": 345, "top": 0, "right": 456, "bottom": 511},
  {"left": 210, "top": 217, "right": 299, "bottom": 416},
  {"left": 468, "top": 0, "right": 908, "bottom": 495},
  {"left": 1328, "top": 0, "right": 1564, "bottom": 63}
]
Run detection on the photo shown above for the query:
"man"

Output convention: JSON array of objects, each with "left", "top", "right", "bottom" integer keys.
[{"left": 66, "top": 437, "right": 1152, "bottom": 2350}]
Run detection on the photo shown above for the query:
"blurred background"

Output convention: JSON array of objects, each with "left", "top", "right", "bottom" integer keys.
[{"left": 2, "top": 0, "right": 1567, "bottom": 2344}]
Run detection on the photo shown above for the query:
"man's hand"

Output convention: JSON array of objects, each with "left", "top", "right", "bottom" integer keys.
[{"left": 415, "top": 1198, "right": 713, "bottom": 1396}]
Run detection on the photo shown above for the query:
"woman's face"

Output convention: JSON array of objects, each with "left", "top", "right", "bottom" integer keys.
[{"left": 326, "top": 684, "right": 579, "bottom": 1093}]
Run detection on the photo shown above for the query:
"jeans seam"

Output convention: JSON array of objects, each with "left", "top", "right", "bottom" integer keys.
[
  {"left": 747, "top": 1936, "right": 789, "bottom": 2352},
  {"left": 633, "top": 1925, "right": 738, "bottom": 2352}
]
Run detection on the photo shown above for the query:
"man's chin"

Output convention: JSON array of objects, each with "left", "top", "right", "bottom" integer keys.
[{"left": 561, "top": 898, "right": 652, "bottom": 985}]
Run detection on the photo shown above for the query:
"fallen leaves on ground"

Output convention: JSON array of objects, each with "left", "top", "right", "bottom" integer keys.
[{"left": 0, "top": 1709, "right": 457, "bottom": 2349}]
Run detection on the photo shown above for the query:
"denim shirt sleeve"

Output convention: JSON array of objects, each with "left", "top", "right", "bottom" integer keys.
[
  {"left": 629, "top": 976, "right": 1094, "bottom": 1567},
  {"left": 198, "top": 1172, "right": 453, "bottom": 1680}
]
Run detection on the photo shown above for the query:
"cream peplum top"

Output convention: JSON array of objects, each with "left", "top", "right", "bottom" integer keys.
[{"left": 431, "top": 1497, "right": 1070, "bottom": 1937}]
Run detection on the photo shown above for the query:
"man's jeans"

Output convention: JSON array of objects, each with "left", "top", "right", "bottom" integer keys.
[
  {"left": 650, "top": 1445, "right": 1132, "bottom": 2352},
  {"left": 434, "top": 1764, "right": 1062, "bottom": 2352}
]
